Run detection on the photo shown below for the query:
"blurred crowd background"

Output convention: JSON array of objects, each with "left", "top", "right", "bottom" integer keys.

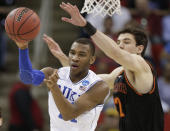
[{"left": 0, "top": 0, "right": 170, "bottom": 131}]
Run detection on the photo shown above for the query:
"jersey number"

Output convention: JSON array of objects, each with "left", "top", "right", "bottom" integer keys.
[{"left": 114, "top": 97, "right": 125, "bottom": 117}]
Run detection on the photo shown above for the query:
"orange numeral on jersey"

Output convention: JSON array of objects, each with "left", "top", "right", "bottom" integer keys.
[{"left": 114, "top": 97, "right": 125, "bottom": 117}]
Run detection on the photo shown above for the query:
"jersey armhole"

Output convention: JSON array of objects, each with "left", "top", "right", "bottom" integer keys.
[
  {"left": 146, "top": 61, "right": 156, "bottom": 94},
  {"left": 123, "top": 71, "right": 143, "bottom": 96}
]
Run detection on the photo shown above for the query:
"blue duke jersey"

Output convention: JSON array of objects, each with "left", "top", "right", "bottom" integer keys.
[{"left": 48, "top": 67, "right": 104, "bottom": 131}]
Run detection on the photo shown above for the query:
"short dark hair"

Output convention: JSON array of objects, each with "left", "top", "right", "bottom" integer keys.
[
  {"left": 118, "top": 28, "right": 148, "bottom": 56},
  {"left": 74, "top": 38, "right": 95, "bottom": 56}
]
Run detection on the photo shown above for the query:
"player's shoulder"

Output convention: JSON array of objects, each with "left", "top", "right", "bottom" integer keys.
[
  {"left": 58, "top": 66, "right": 70, "bottom": 72},
  {"left": 58, "top": 66, "right": 70, "bottom": 79},
  {"left": 89, "top": 69, "right": 102, "bottom": 80},
  {"left": 79, "top": 69, "right": 102, "bottom": 90}
]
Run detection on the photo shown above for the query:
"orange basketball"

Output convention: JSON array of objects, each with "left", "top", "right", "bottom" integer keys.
[{"left": 5, "top": 7, "right": 40, "bottom": 43}]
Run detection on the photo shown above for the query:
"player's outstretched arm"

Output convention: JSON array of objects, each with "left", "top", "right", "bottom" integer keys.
[
  {"left": 43, "top": 34, "right": 69, "bottom": 67},
  {"left": 45, "top": 71, "right": 110, "bottom": 121},
  {"left": 15, "top": 41, "right": 46, "bottom": 86},
  {"left": 60, "top": 2, "right": 148, "bottom": 72}
]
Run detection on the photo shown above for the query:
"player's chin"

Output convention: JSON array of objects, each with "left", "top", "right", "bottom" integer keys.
[
  {"left": 70, "top": 65, "right": 80, "bottom": 71},
  {"left": 70, "top": 66, "right": 82, "bottom": 74}
]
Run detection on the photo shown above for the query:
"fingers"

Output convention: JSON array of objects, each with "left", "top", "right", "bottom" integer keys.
[
  {"left": 60, "top": 2, "right": 77, "bottom": 16},
  {"left": 43, "top": 34, "right": 53, "bottom": 44},
  {"left": 44, "top": 79, "right": 52, "bottom": 84},
  {"left": 44, "top": 79, "right": 53, "bottom": 88},
  {"left": 15, "top": 40, "right": 28, "bottom": 49},
  {"left": 49, "top": 69, "right": 59, "bottom": 83},
  {"left": 61, "top": 17, "right": 72, "bottom": 24},
  {"left": 60, "top": 2, "right": 72, "bottom": 13},
  {"left": 43, "top": 34, "right": 56, "bottom": 48},
  {"left": 43, "top": 34, "right": 51, "bottom": 45},
  {"left": 74, "top": 5, "right": 79, "bottom": 13},
  {"left": 44, "top": 69, "right": 59, "bottom": 90},
  {"left": 51, "top": 49, "right": 60, "bottom": 55},
  {"left": 54, "top": 69, "right": 58, "bottom": 74},
  {"left": 67, "top": 2, "right": 76, "bottom": 10}
]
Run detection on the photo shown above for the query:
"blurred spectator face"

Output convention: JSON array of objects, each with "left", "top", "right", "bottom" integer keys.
[
  {"left": 104, "top": 17, "right": 113, "bottom": 31},
  {"left": 135, "top": 0, "right": 149, "bottom": 13},
  {"left": 96, "top": 61, "right": 109, "bottom": 74}
]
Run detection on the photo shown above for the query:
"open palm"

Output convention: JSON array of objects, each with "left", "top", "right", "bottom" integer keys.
[
  {"left": 60, "top": 2, "right": 87, "bottom": 27},
  {"left": 43, "top": 34, "right": 64, "bottom": 59}
]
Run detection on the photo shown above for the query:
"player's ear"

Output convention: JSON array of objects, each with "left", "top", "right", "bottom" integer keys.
[
  {"left": 90, "top": 56, "right": 96, "bottom": 65},
  {"left": 137, "top": 45, "right": 144, "bottom": 55}
]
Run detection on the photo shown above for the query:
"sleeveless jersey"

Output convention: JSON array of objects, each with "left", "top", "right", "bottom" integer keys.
[
  {"left": 113, "top": 64, "right": 164, "bottom": 131},
  {"left": 48, "top": 67, "right": 103, "bottom": 131}
]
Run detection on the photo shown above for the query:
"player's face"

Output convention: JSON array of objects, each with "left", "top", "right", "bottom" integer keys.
[
  {"left": 117, "top": 33, "right": 142, "bottom": 55},
  {"left": 68, "top": 42, "right": 94, "bottom": 75}
]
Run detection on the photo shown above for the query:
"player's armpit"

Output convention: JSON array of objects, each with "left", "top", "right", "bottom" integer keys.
[
  {"left": 98, "top": 74, "right": 114, "bottom": 89},
  {"left": 98, "top": 66, "right": 123, "bottom": 90}
]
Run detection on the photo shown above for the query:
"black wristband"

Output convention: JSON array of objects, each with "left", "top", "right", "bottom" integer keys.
[{"left": 83, "top": 22, "right": 97, "bottom": 36}]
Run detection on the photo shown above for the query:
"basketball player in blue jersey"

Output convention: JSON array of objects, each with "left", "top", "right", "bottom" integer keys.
[
  {"left": 14, "top": 37, "right": 110, "bottom": 131},
  {"left": 43, "top": 2, "right": 164, "bottom": 131}
]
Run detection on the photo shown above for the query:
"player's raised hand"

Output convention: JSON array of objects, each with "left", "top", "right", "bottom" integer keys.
[
  {"left": 60, "top": 2, "right": 87, "bottom": 27},
  {"left": 44, "top": 69, "right": 59, "bottom": 89},
  {"left": 14, "top": 40, "right": 28, "bottom": 49},
  {"left": 43, "top": 34, "right": 64, "bottom": 59}
]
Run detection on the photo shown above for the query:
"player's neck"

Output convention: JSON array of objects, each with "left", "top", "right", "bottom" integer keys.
[{"left": 69, "top": 70, "right": 89, "bottom": 83}]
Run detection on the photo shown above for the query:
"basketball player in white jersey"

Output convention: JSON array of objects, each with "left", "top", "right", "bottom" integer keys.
[
  {"left": 46, "top": 2, "right": 163, "bottom": 131},
  {"left": 14, "top": 37, "right": 109, "bottom": 131}
]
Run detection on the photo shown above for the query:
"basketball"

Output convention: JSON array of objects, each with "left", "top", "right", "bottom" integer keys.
[{"left": 5, "top": 7, "right": 40, "bottom": 43}]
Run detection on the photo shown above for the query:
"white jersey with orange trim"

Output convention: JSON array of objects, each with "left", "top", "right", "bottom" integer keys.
[{"left": 48, "top": 67, "right": 104, "bottom": 131}]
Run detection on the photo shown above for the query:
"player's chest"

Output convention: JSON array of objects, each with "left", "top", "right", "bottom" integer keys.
[{"left": 57, "top": 79, "right": 91, "bottom": 102}]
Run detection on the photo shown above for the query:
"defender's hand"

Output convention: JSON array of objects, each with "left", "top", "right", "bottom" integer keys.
[
  {"left": 15, "top": 41, "right": 28, "bottom": 49},
  {"left": 44, "top": 70, "right": 59, "bottom": 89},
  {"left": 60, "top": 2, "right": 87, "bottom": 27},
  {"left": 43, "top": 34, "right": 64, "bottom": 59}
]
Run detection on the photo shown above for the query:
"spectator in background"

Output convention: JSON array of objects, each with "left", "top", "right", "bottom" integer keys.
[
  {"left": 162, "top": 5, "right": 170, "bottom": 44},
  {"left": 94, "top": 16, "right": 119, "bottom": 74},
  {"left": 103, "top": 17, "right": 116, "bottom": 39},
  {"left": 162, "top": 15, "right": 170, "bottom": 45},
  {"left": 0, "top": 0, "right": 16, "bottom": 72},
  {"left": 0, "top": 13, "right": 8, "bottom": 72},
  {"left": 0, "top": 107, "right": 2, "bottom": 127},
  {"left": 131, "top": 0, "right": 163, "bottom": 75},
  {"left": 8, "top": 82, "right": 44, "bottom": 131},
  {"left": 160, "top": 5, "right": 170, "bottom": 68},
  {"left": 149, "top": 0, "right": 170, "bottom": 10},
  {"left": 160, "top": 43, "right": 170, "bottom": 67},
  {"left": 158, "top": 63, "right": 170, "bottom": 131},
  {"left": 158, "top": 63, "right": 170, "bottom": 113},
  {"left": 0, "top": 0, "right": 15, "bottom": 5},
  {"left": 85, "top": 3, "right": 131, "bottom": 33},
  {"left": 96, "top": 108, "right": 119, "bottom": 131},
  {"left": 132, "top": 0, "right": 163, "bottom": 37}
]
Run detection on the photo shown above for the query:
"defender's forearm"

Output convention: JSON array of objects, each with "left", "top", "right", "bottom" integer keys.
[
  {"left": 91, "top": 31, "right": 121, "bottom": 62},
  {"left": 58, "top": 53, "right": 69, "bottom": 67}
]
